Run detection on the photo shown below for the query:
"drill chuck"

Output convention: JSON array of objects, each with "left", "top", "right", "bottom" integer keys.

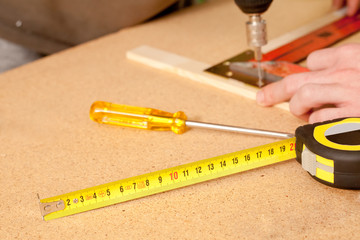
[
  {"left": 246, "top": 14, "right": 267, "bottom": 60},
  {"left": 234, "top": 0, "right": 272, "bottom": 61}
]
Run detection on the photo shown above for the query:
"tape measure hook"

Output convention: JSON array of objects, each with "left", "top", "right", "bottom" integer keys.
[{"left": 39, "top": 198, "right": 65, "bottom": 218}]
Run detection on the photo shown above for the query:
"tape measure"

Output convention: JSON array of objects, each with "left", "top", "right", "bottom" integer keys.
[{"left": 39, "top": 118, "right": 360, "bottom": 221}]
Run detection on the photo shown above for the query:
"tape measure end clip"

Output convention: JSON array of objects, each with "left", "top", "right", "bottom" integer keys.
[{"left": 39, "top": 199, "right": 65, "bottom": 218}]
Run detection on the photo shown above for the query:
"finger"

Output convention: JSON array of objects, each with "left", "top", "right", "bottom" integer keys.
[
  {"left": 257, "top": 72, "right": 311, "bottom": 106},
  {"left": 289, "top": 83, "right": 347, "bottom": 118},
  {"left": 346, "top": 0, "right": 360, "bottom": 16},
  {"left": 257, "top": 71, "right": 326, "bottom": 106},
  {"left": 309, "top": 106, "right": 360, "bottom": 123},
  {"left": 306, "top": 48, "right": 337, "bottom": 71}
]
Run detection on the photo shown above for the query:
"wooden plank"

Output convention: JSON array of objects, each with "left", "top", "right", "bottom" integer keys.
[{"left": 126, "top": 45, "right": 281, "bottom": 107}]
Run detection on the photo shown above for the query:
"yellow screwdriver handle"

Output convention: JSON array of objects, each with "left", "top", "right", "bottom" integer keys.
[{"left": 90, "top": 101, "right": 188, "bottom": 134}]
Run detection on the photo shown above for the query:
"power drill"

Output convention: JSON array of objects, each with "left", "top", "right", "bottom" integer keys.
[{"left": 234, "top": 0, "right": 273, "bottom": 86}]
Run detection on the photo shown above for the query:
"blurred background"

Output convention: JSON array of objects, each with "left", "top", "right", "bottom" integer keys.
[
  {"left": 0, "top": 38, "right": 41, "bottom": 73},
  {"left": 0, "top": 0, "right": 206, "bottom": 73}
]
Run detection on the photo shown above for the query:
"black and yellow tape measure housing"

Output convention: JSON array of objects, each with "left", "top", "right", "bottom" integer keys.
[{"left": 296, "top": 118, "right": 360, "bottom": 189}]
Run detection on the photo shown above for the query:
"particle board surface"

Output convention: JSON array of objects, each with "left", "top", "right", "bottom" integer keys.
[{"left": 1, "top": 0, "right": 360, "bottom": 239}]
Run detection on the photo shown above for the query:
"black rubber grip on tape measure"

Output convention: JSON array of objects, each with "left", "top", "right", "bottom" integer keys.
[{"left": 295, "top": 118, "right": 360, "bottom": 189}]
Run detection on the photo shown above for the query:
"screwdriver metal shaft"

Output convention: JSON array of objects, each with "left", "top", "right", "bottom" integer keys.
[{"left": 186, "top": 120, "right": 293, "bottom": 139}]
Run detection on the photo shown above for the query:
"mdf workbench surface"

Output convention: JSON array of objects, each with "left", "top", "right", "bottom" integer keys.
[{"left": 1, "top": 0, "right": 359, "bottom": 239}]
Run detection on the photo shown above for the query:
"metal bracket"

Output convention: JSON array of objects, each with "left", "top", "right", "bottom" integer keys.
[
  {"left": 205, "top": 50, "right": 308, "bottom": 87},
  {"left": 205, "top": 50, "right": 264, "bottom": 87}
]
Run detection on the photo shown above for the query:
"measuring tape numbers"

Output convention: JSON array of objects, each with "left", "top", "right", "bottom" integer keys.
[{"left": 40, "top": 138, "right": 296, "bottom": 221}]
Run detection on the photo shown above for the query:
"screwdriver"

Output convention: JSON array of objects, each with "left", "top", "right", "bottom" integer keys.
[{"left": 90, "top": 101, "right": 294, "bottom": 139}]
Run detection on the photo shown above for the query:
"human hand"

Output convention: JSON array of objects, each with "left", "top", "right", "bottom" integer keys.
[
  {"left": 256, "top": 43, "right": 360, "bottom": 123},
  {"left": 332, "top": 0, "right": 360, "bottom": 16}
]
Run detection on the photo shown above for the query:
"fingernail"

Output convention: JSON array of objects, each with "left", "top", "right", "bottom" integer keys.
[{"left": 256, "top": 90, "right": 265, "bottom": 106}]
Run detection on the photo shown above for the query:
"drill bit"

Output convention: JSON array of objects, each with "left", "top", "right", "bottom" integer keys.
[
  {"left": 257, "top": 61, "right": 264, "bottom": 87},
  {"left": 254, "top": 46, "right": 264, "bottom": 87}
]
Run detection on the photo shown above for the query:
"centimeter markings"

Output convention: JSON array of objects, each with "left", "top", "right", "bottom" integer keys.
[{"left": 40, "top": 138, "right": 296, "bottom": 221}]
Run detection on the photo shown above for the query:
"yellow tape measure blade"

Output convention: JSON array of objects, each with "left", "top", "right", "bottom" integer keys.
[{"left": 40, "top": 138, "right": 296, "bottom": 221}]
